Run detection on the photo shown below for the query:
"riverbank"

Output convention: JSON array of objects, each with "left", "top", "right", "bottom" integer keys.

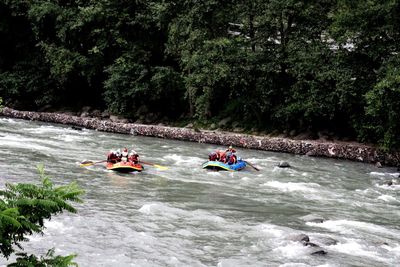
[{"left": 1, "top": 107, "right": 399, "bottom": 167}]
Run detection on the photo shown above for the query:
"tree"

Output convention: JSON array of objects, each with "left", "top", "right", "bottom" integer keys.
[
  {"left": 364, "top": 55, "right": 400, "bottom": 150},
  {"left": 0, "top": 164, "right": 84, "bottom": 266},
  {"left": 330, "top": 0, "right": 400, "bottom": 148}
]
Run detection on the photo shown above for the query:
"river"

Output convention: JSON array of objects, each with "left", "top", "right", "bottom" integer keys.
[{"left": 0, "top": 118, "right": 399, "bottom": 266}]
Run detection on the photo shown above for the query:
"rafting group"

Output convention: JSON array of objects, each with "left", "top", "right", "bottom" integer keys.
[
  {"left": 202, "top": 145, "right": 249, "bottom": 171},
  {"left": 107, "top": 148, "right": 139, "bottom": 164},
  {"left": 81, "top": 145, "right": 257, "bottom": 173},
  {"left": 104, "top": 148, "right": 144, "bottom": 173}
]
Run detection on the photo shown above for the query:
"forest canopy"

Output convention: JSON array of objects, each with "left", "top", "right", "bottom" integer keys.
[{"left": 0, "top": 0, "right": 399, "bottom": 150}]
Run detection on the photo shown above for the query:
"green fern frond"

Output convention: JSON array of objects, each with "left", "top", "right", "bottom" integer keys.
[
  {"left": 1, "top": 165, "right": 84, "bottom": 259},
  {"left": 0, "top": 208, "right": 22, "bottom": 229}
]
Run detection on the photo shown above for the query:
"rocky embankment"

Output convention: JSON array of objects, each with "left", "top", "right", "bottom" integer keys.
[{"left": 1, "top": 107, "right": 399, "bottom": 167}]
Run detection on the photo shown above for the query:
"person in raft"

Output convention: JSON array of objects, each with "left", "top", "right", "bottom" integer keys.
[
  {"left": 107, "top": 149, "right": 120, "bottom": 163},
  {"left": 121, "top": 148, "right": 129, "bottom": 162},
  {"left": 208, "top": 151, "right": 219, "bottom": 161},
  {"left": 225, "top": 146, "right": 238, "bottom": 165},
  {"left": 208, "top": 149, "right": 227, "bottom": 163},
  {"left": 128, "top": 150, "right": 139, "bottom": 164}
]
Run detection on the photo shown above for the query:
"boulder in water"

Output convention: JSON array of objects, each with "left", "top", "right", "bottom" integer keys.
[
  {"left": 289, "top": 234, "right": 310, "bottom": 244},
  {"left": 311, "top": 249, "right": 327, "bottom": 256},
  {"left": 278, "top": 161, "right": 291, "bottom": 168},
  {"left": 305, "top": 242, "right": 319, "bottom": 247}
]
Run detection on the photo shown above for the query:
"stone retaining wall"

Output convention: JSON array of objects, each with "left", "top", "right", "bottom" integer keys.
[{"left": 1, "top": 107, "right": 399, "bottom": 167}]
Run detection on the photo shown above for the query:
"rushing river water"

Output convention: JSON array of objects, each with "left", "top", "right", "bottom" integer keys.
[{"left": 0, "top": 118, "right": 399, "bottom": 267}]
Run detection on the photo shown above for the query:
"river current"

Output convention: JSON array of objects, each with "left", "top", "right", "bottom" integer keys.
[{"left": 0, "top": 118, "right": 399, "bottom": 266}]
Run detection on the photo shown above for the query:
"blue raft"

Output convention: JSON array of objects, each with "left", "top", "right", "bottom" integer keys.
[{"left": 202, "top": 160, "right": 247, "bottom": 171}]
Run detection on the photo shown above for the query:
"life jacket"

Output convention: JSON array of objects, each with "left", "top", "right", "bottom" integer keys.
[
  {"left": 121, "top": 150, "right": 128, "bottom": 162},
  {"left": 129, "top": 154, "right": 139, "bottom": 163},
  {"left": 217, "top": 151, "right": 227, "bottom": 163},
  {"left": 209, "top": 152, "right": 218, "bottom": 161},
  {"left": 107, "top": 152, "right": 118, "bottom": 163},
  {"left": 228, "top": 154, "right": 237, "bottom": 165}
]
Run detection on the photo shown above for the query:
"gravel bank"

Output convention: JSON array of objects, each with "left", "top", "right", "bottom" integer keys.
[{"left": 1, "top": 107, "right": 399, "bottom": 167}]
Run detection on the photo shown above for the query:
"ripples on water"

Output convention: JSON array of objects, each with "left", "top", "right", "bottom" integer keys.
[{"left": 0, "top": 118, "right": 399, "bottom": 266}]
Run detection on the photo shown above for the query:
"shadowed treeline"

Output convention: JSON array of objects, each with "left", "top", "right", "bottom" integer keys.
[{"left": 0, "top": 1, "right": 399, "bottom": 151}]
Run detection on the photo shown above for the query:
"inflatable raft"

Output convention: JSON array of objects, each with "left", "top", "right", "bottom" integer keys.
[
  {"left": 106, "top": 161, "right": 143, "bottom": 173},
  {"left": 202, "top": 160, "right": 247, "bottom": 171}
]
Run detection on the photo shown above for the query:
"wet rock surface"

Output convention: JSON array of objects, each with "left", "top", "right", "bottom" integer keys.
[
  {"left": 1, "top": 107, "right": 400, "bottom": 167},
  {"left": 288, "top": 234, "right": 328, "bottom": 256},
  {"left": 277, "top": 161, "right": 291, "bottom": 168}
]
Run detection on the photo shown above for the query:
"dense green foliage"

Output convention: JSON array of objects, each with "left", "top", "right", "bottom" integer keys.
[
  {"left": 0, "top": 0, "right": 399, "bottom": 150},
  {"left": 0, "top": 164, "right": 84, "bottom": 266}
]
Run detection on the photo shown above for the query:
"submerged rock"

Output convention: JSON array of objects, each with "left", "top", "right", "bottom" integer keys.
[
  {"left": 315, "top": 236, "right": 338, "bottom": 246},
  {"left": 288, "top": 234, "right": 328, "bottom": 255},
  {"left": 300, "top": 214, "right": 325, "bottom": 223},
  {"left": 71, "top": 126, "right": 83, "bottom": 131}
]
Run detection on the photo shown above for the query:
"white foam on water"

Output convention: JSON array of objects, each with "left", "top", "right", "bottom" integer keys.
[
  {"left": 0, "top": 135, "right": 52, "bottom": 151},
  {"left": 280, "top": 264, "right": 336, "bottom": 267},
  {"left": 163, "top": 154, "right": 203, "bottom": 164},
  {"left": 191, "top": 209, "right": 226, "bottom": 224},
  {"left": 355, "top": 188, "right": 379, "bottom": 195},
  {"left": 245, "top": 157, "right": 280, "bottom": 163},
  {"left": 273, "top": 241, "right": 309, "bottom": 259},
  {"left": 376, "top": 183, "right": 400, "bottom": 190},
  {"left": 369, "top": 171, "right": 387, "bottom": 176},
  {"left": 207, "top": 171, "right": 222, "bottom": 176},
  {"left": 0, "top": 118, "right": 20, "bottom": 124},
  {"left": 377, "top": 194, "right": 397, "bottom": 202},
  {"left": 54, "top": 134, "right": 88, "bottom": 142},
  {"left": 262, "top": 181, "right": 321, "bottom": 193},
  {"left": 45, "top": 220, "right": 73, "bottom": 234},
  {"left": 307, "top": 219, "right": 400, "bottom": 238},
  {"left": 258, "top": 224, "right": 285, "bottom": 238},
  {"left": 330, "top": 239, "right": 387, "bottom": 263},
  {"left": 139, "top": 202, "right": 226, "bottom": 224},
  {"left": 175, "top": 229, "right": 197, "bottom": 237},
  {"left": 370, "top": 171, "right": 399, "bottom": 177},
  {"left": 26, "top": 125, "right": 76, "bottom": 135},
  {"left": 381, "top": 243, "right": 400, "bottom": 254},
  {"left": 279, "top": 263, "right": 311, "bottom": 267}
]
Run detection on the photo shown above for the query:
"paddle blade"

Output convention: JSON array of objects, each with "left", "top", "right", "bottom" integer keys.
[
  {"left": 140, "top": 161, "right": 169, "bottom": 170},
  {"left": 153, "top": 164, "right": 169, "bottom": 170},
  {"left": 79, "top": 161, "right": 95, "bottom": 167},
  {"left": 244, "top": 161, "right": 260, "bottom": 171}
]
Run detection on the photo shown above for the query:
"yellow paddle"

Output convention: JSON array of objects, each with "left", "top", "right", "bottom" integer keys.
[
  {"left": 140, "top": 161, "right": 169, "bottom": 170},
  {"left": 79, "top": 160, "right": 107, "bottom": 167}
]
